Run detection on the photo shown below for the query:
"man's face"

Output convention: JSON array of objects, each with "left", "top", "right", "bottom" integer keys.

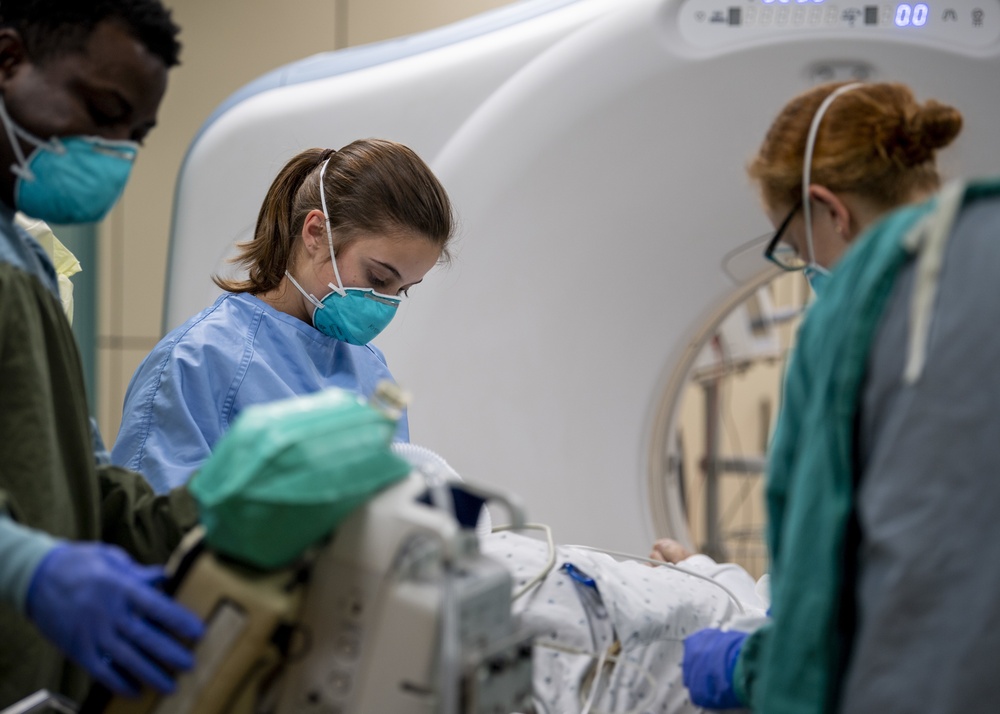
[
  {"left": 4, "top": 20, "right": 168, "bottom": 144},
  {"left": 0, "top": 19, "right": 168, "bottom": 207}
]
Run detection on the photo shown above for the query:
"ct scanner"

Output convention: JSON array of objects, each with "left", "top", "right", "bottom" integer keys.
[{"left": 165, "top": 0, "right": 1000, "bottom": 555}]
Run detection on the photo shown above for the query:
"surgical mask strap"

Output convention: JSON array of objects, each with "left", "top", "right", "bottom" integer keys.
[
  {"left": 0, "top": 96, "right": 61, "bottom": 182},
  {"left": 318, "top": 157, "right": 347, "bottom": 297},
  {"left": 284, "top": 270, "right": 326, "bottom": 310},
  {"left": 801, "top": 82, "right": 863, "bottom": 267}
]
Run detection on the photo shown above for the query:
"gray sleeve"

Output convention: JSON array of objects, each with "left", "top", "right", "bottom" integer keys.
[
  {"left": 0, "top": 513, "right": 58, "bottom": 614},
  {"left": 840, "top": 197, "right": 1000, "bottom": 713}
]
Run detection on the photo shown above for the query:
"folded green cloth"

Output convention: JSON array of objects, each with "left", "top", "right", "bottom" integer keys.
[{"left": 189, "top": 387, "right": 411, "bottom": 569}]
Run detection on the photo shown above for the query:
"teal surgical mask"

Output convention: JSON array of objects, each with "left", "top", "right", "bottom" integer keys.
[
  {"left": 287, "top": 271, "right": 400, "bottom": 345},
  {"left": 803, "top": 263, "right": 832, "bottom": 297},
  {"left": 0, "top": 97, "right": 137, "bottom": 224},
  {"left": 285, "top": 157, "right": 400, "bottom": 345}
]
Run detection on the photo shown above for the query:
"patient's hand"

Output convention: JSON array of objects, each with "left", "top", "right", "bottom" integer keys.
[{"left": 649, "top": 538, "right": 694, "bottom": 564}]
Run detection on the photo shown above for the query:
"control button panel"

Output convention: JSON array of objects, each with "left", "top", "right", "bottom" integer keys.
[{"left": 679, "top": 0, "right": 999, "bottom": 48}]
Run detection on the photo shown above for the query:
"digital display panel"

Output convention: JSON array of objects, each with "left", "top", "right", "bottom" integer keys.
[
  {"left": 680, "top": 0, "right": 998, "bottom": 50},
  {"left": 756, "top": 0, "right": 932, "bottom": 26},
  {"left": 894, "top": 3, "right": 930, "bottom": 25},
  {"left": 758, "top": 0, "right": 932, "bottom": 19}
]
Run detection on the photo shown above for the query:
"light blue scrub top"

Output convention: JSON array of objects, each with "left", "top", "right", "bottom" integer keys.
[{"left": 112, "top": 292, "right": 409, "bottom": 493}]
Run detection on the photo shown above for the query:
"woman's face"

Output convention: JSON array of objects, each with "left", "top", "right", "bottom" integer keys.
[
  {"left": 328, "top": 229, "right": 442, "bottom": 297},
  {"left": 298, "top": 211, "right": 442, "bottom": 300}
]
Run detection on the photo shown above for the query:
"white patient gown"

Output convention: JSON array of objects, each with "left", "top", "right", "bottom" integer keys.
[
  {"left": 111, "top": 292, "right": 408, "bottom": 493},
  {"left": 482, "top": 532, "right": 764, "bottom": 713}
]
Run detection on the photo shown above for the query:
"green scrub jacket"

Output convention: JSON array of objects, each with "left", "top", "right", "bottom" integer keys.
[{"left": 0, "top": 206, "right": 198, "bottom": 707}]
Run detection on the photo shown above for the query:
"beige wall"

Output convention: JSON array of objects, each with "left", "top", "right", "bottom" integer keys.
[{"left": 97, "top": 0, "right": 511, "bottom": 444}]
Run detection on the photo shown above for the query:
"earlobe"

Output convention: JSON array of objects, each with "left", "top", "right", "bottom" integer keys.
[{"left": 0, "top": 30, "right": 27, "bottom": 86}]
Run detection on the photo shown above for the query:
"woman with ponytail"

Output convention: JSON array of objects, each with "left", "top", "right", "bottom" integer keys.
[
  {"left": 681, "top": 82, "right": 1000, "bottom": 714},
  {"left": 112, "top": 140, "right": 454, "bottom": 492}
]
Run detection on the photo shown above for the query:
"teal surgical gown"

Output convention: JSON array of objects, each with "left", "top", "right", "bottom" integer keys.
[
  {"left": 112, "top": 292, "right": 409, "bottom": 493},
  {"left": 734, "top": 175, "right": 1000, "bottom": 713}
]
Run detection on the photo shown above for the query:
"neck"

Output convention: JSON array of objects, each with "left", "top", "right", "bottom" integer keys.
[
  {"left": 0, "top": 153, "right": 17, "bottom": 211},
  {"left": 0, "top": 101, "right": 22, "bottom": 211},
  {"left": 257, "top": 277, "right": 310, "bottom": 324},
  {"left": 850, "top": 188, "right": 936, "bottom": 241}
]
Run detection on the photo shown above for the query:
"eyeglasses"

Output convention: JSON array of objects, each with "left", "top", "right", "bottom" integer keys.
[{"left": 763, "top": 201, "right": 806, "bottom": 271}]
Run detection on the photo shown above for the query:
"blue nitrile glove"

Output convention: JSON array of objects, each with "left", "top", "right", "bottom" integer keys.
[
  {"left": 682, "top": 628, "right": 748, "bottom": 709},
  {"left": 25, "top": 542, "right": 204, "bottom": 697}
]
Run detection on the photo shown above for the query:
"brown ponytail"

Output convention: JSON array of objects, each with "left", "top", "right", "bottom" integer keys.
[
  {"left": 214, "top": 148, "right": 332, "bottom": 293},
  {"left": 214, "top": 141, "right": 453, "bottom": 294},
  {"left": 748, "top": 82, "right": 963, "bottom": 212}
]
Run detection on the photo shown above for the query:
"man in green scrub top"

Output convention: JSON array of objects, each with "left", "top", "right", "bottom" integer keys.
[{"left": 0, "top": 1, "right": 203, "bottom": 707}]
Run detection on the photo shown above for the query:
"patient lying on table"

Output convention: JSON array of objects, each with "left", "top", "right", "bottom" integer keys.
[{"left": 481, "top": 529, "right": 767, "bottom": 713}]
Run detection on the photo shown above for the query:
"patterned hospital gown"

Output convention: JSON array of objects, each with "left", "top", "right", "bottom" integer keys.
[{"left": 481, "top": 532, "right": 766, "bottom": 714}]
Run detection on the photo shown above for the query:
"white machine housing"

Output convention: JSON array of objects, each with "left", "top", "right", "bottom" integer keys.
[
  {"left": 270, "top": 473, "right": 534, "bottom": 714},
  {"left": 166, "top": 0, "right": 1000, "bottom": 553}
]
